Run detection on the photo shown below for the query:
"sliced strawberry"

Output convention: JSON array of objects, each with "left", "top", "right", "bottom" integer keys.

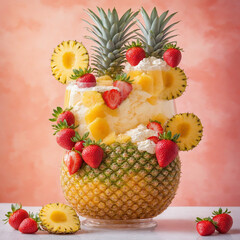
[
  {"left": 113, "top": 81, "right": 132, "bottom": 101},
  {"left": 147, "top": 136, "right": 159, "bottom": 144},
  {"left": 64, "top": 150, "right": 83, "bottom": 175},
  {"left": 147, "top": 120, "right": 163, "bottom": 134},
  {"left": 102, "top": 89, "right": 121, "bottom": 109}
]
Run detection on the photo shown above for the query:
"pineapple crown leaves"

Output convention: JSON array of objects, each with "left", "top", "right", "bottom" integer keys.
[
  {"left": 49, "top": 106, "right": 73, "bottom": 122},
  {"left": 137, "top": 7, "right": 179, "bottom": 58},
  {"left": 2, "top": 203, "right": 22, "bottom": 224},
  {"left": 70, "top": 67, "right": 93, "bottom": 80},
  {"left": 83, "top": 138, "right": 104, "bottom": 148},
  {"left": 159, "top": 131, "right": 180, "bottom": 143},
  {"left": 113, "top": 73, "right": 133, "bottom": 84},
  {"left": 71, "top": 131, "right": 89, "bottom": 143},
  {"left": 163, "top": 42, "right": 183, "bottom": 51},
  {"left": 212, "top": 208, "right": 231, "bottom": 216},
  {"left": 125, "top": 39, "right": 143, "bottom": 50},
  {"left": 84, "top": 8, "right": 139, "bottom": 78},
  {"left": 195, "top": 217, "right": 218, "bottom": 227},
  {"left": 52, "top": 119, "right": 78, "bottom": 135}
]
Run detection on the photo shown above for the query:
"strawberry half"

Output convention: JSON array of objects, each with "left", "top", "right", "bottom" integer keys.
[
  {"left": 64, "top": 150, "right": 83, "bottom": 175},
  {"left": 196, "top": 217, "right": 217, "bottom": 236},
  {"left": 82, "top": 139, "right": 104, "bottom": 168},
  {"left": 113, "top": 73, "right": 133, "bottom": 101},
  {"left": 70, "top": 68, "right": 96, "bottom": 88},
  {"left": 102, "top": 89, "right": 121, "bottom": 109},
  {"left": 147, "top": 136, "right": 159, "bottom": 144},
  {"left": 126, "top": 40, "right": 146, "bottom": 66},
  {"left": 155, "top": 131, "right": 180, "bottom": 168},
  {"left": 71, "top": 132, "right": 89, "bottom": 153},
  {"left": 147, "top": 120, "right": 163, "bottom": 134},
  {"left": 52, "top": 120, "right": 78, "bottom": 150},
  {"left": 163, "top": 43, "right": 183, "bottom": 68},
  {"left": 49, "top": 106, "right": 75, "bottom": 126}
]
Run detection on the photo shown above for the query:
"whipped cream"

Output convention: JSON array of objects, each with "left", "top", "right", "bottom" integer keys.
[
  {"left": 137, "top": 140, "right": 156, "bottom": 154},
  {"left": 125, "top": 124, "right": 158, "bottom": 143},
  {"left": 125, "top": 56, "right": 170, "bottom": 72}
]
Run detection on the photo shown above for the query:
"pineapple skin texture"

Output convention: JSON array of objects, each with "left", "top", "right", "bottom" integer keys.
[{"left": 61, "top": 142, "right": 181, "bottom": 220}]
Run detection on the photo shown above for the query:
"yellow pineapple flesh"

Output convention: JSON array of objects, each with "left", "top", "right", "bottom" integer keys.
[
  {"left": 82, "top": 91, "right": 104, "bottom": 107},
  {"left": 88, "top": 117, "right": 110, "bottom": 140}
]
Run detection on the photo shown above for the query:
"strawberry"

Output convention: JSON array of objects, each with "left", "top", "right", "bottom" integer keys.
[
  {"left": 49, "top": 106, "right": 75, "bottom": 126},
  {"left": 102, "top": 89, "right": 121, "bottom": 109},
  {"left": 52, "top": 120, "right": 78, "bottom": 150},
  {"left": 196, "top": 217, "right": 217, "bottom": 236},
  {"left": 147, "top": 120, "right": 163, "bottom": 134},
  {"left": 71, "top": 132, "right": 89, "bottom": 153},
  {"left": 155, "top": 131, "right": 180, "bottom": 168},
  {"left": 212, "top": 208, "right": 233, "bottom": 234},
  {"left": 3, "top": 203, "right": 29, "bottom": 230},
  {"left": 82, "top": 139, "right": 104, "bottom": 168},
  {"left": 70, "top": 68, "right": 96, "bottom": 88},
  {"left": 113, "top": 73, "right": 133, "bottom": 101},
  {"left": 147, "top": 136, "right": 159, "bottom": 144},
  {"left": 18, "top": 212, "right": 40, "bottom": 234},
  {"left": 163, "top": 43, "right": 182, "bottom": 68},
  {"left": 64, "top": 150, "right": 83, "bottom": 175},
  {"left": 126, "top": 40, "right": 146, "bottom": 66}
]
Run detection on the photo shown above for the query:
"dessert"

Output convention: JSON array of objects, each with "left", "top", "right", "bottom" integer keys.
[{"left": 49, "top": 7, "right": 203, "bottom": 228}]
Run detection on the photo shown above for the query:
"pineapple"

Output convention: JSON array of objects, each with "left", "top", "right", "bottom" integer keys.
[
  {"left": 85, "top": 103, "right": 106, "bottom": 124},
  {"left": 88, "top": 117, "right": 110, "bottom": 140},
  {"left": 97, "top": 75, "right": 113, "bottom": 86},
  {"left": 82, "top": 91, "right": 104, "bottom": 107},
  {"left": 39, "top": 203, "right": 80, "bottom": 234},
  {"left": 134, "top": 73, "right": 154, "bottom": 94},
  {"left": 152, "top": 113, "right": 169, "bottom": 126},
  {"left": 61, "top": 142, "right": 181, "bottom": 220},
  {"left": 103, "top": 132, "right": 116, "bottom": 145},
  {"left": 51, "top": 40, "right": 89, "bottom": 84},
  {"left": 165, "top": 113, "right": 203, "bottom": 151}
]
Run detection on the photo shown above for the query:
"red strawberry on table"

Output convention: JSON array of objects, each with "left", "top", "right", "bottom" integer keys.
[
  {"left": 3, "top": 203, "right": 29, "bottom": 230},
  {"left": 18, "top": 212, "right": 40, "bottom": 234},
  {"left": 196, "top": 217, "right": 217, "bottom": 236},
  {"left": 52, "top": 120, "right": 78, "bottom": 150},
  {"left": 155, "top": 131, "right": 180, "bottom": 168},
  {"left": 49, "top": 106, "right": 75, "bottom": 126},
  {"left": 70, "top": 67, "right": 96, "bottom": 88},
  {"left": 72, "top": 132, "right": 89, "bottom": 153},
  {"left": 102, "top": 89, "right": 121, "bottom": 109},
  {"left": 212, "top": 208, "right": 233, "bottom": 234},
  {"left": 147, "top": 136, "right": 159, "bottom": 144},
  {"left": 113, "top": 73, "right": 133, "bottom": 101},
  {"left": 64, "top": 150, "right": 83, "bottom": 175},
  {"left": 82, "top": 139, "right": 104, "bottom": 168},
  {"left": 163, "top": 43, "right": 183, "bottom": 68},
  {"left": 147, "top": 120, "right": 163, "bottom": 134},
  {"left": 126, "top": 40, "right": 146, "bottom": 66}
]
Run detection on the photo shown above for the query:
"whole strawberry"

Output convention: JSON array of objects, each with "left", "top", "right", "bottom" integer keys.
[
  {"left": 126, "top": 40, "right": 146, "bottom": 66},
  {"left": 64, "top": 150, "right": 83, "bottom": 175},
  {"left": 212, "top": 208, "right": 233, "bottom": 234},
  {"left": 49, "top": 106, "right": 75, "bottom": 126},
  {"left": 18, "top": 212, "right": 40, "bottom": 234},
  {"left": 82, "top": 139, "right": 104, "bottom": 168},
  {"left": 71, "top": 132, "right": 89, "bottom": 153},
  {"left": 70, "top": 67, "right": 96, "bottom": 88},
  {"left": 163, "top": 43, "right": 183, "bottom": 67},
  {"left": 196, "top": 217, "right": 217, "bottom": 236},
  {"left": 102, "top": 89, "right": 121, "bottom": 109},
  {"left": 155, "top": 131, "right": 180, "bottom": 168},
  {"left": 52, "top": 120, "right": 77, "bottom": 150},
  {"left": 113, "top": 73, "right": 133, "bottom": 101},
  {"left": 3, "top": 203, "right": 29, "bottom": 230}
]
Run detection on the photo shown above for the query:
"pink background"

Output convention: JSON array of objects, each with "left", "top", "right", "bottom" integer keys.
[{"left": 0, "top": 0, "right": 240, "bottom": 206}]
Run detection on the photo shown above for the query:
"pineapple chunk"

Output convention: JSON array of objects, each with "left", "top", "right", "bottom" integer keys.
[
  {"left": 147, "top": 70, "right": 164, "bottom": 96},
  {"left": 85, "top": 103, "right": 106, "bottom": 124},
  {"left": 116, "top": 134, "right": 131, "bottom": 143},
  {"left": 64, "top": 89, "right": 71, "bottom": 108},
  {"left": 147, "top": 96, "right": 158, "bottom": 105},
  {"left": 88, "top": 117, "right": 110, "bottom": 140},
  {"left": 134, "top": 73, "right": 154, "bottom": 94},
  {"left": 103, "top": 132, "right": 116, "bottom": 145},
  {"left": 128, "top": 70, "right": 142, "bottom": 80},
  {"left": 97, "top": 75, "right": 113, "bottom": 86},
  {"left": 82, "top": 91, "right": 104, "bottom": 107},
  {"left": 103, "top": 105, "right": 119, "bottom": 117},
  {"left": 152, "top": 113, "right": 168, "bottom": 126}
]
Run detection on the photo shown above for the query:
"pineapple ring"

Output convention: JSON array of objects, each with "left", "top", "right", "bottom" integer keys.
[
  {"left": 51, "top": 40, "right": 89, "bottom": 84},
  {"left": 165, "top": 113, "right": 203, "bottom": 151}
]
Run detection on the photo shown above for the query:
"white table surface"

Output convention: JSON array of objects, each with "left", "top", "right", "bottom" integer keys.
[{"left": 0, "top": 203, "right": 239, "bottom": 240}]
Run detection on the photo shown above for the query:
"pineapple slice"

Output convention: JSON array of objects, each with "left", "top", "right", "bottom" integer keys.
[
  {"left": 160, "top": 67, "right": 187, "bottom": 100},
  {"left": 85, "top": 103, "right": 106, "bottom": 124},
  {"left": 116, "top": 134, "right": 131, "bottom": 143},
  {"left": 165, "top": 113, "right": 203, "bottom": 151},
  {"left": 88, "top": 117, "right": 110, "bottom": 140},
  {"left": 152, "top": 113, "right": 169, "bottom": 126},
  {"left": 51, "top": 40, "right": 89, "bottom": 84},
  {"left": 82, "top": 91, "right": 104, "bottom": 107},
  {"left": 97, "top": 75, "right": 113, "bottom": 86},
  {"left": 39, "top": 203, "right": 80, "bottom": 234},
  {"left": 134, "top": 73, "right": 154, "bottom": 94},
  {"left": 103, "top": 132, "right": 116, "bottom": 145}
]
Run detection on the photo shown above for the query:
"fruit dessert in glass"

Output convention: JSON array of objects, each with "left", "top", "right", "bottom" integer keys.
[{"left": 50, "top": 7, "right": 203, "bottom": 229}]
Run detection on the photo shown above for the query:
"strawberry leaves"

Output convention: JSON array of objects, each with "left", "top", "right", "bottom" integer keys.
[
  {"left": 71, "top": 132, "right": 89, "bottom": 143},
  {"left": 70, "top": 67, "right": 93, "bottom": 80},
  {"left": 159, "top": 131, "right": 180, "bottom": 143},
  {"left": 212, "top": 208, "right": 231, "bottom": 216},
  {"left": 52, "top": 119, "right": 78, "bottom": 135}
]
